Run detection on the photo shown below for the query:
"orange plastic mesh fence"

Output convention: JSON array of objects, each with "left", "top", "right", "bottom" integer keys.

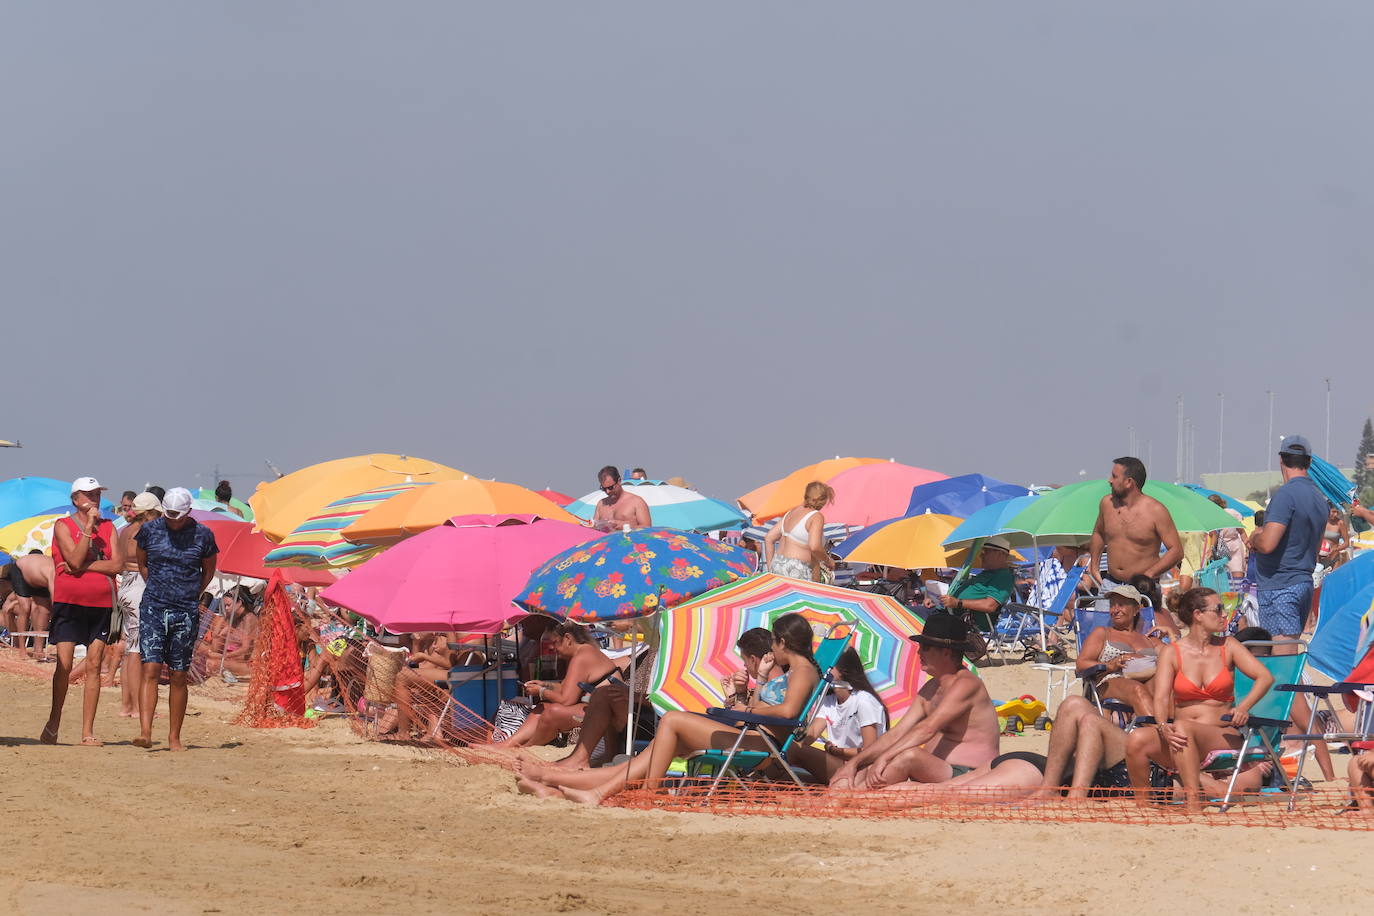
[
  {"left": 603, "top": 779, "right": 1373, "bottom": 830},
  {"left": 233, "top": 576, "right": 313, "bottom": 730},
  {"left": 223, "top": 607, "right": 1373, "bottom": 830}
]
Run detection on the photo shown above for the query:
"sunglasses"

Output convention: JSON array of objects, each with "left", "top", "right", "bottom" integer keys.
[{"left": 601, "top": 484, "right": 618, "bottom": 492}]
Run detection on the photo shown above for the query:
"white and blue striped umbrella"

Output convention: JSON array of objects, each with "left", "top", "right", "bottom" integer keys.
[
  {"left": 565, "top": 480, "right": 748, "bottom": 532},
  {"left": 740, "top": 520, "right": 862, "bottom": 545}
]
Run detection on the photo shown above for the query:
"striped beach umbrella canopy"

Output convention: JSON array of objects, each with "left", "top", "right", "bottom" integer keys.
[
  {"left": 263, "top": 482, "right": 428, "bottom": 570},
  {"left": 649, "top": 573, "right": 940, "bottom": 725},
  {"left": 564, "top": 480, "right": 749, "bottom": 532},
  {"left": 513, "top": 528, "right": 757, "bottom": 623}
]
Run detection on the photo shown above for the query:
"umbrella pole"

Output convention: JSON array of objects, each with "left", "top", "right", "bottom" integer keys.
[
  {"left": 625, "top": 619, "right": 637, "bottom": 758},
  {"left": 1035, "top": 536, "right": 1046, "bottom": 651}
]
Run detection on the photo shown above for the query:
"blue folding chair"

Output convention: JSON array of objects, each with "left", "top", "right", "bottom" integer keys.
[
  {"left": 992, "top": 566, "right": 1086, "bottom": 661},
  {"left": 685, "top": 623, "right": 855, "bottom": 797}
]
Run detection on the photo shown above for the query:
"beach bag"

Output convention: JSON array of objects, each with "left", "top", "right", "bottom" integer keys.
[
  {"left": 959, "top": 611, "right": 989, "bottom": 663},
  {"left": 492, "top": 699, "right": 531, "bottom": 741},
  {"left": 1197, "top": 558, "right": 1230, "bottom": 594}
]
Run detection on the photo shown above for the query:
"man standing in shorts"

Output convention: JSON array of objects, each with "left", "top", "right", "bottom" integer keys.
[
  {"left": 1250, "top": 435, "right": 1327, "bottom": 654},
  {"left": 43, "top": 477, "right": 123, "bottom": 746},
  {"left": 1087, "top": 457, "right": 1182, "bottom": 634},
  {"left": 134, "top": 487, "right": 217, "bottom": 751}
]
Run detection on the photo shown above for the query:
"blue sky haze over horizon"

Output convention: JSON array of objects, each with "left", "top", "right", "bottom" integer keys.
[{"left": 3, "top": 3, "right": 1372, "bottom": 504}]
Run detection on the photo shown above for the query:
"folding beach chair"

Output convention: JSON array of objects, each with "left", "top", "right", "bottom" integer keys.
[
  {"left": 1213, "top": 640, "right": 1308, "bottom": 812},
  {"left": 1033, "top": 602, "right": 1156, "bottom": 718},
  {"left": 684, "top": 622, "right": 855, "bottom": 797},
  {"left": 991, "top": 566, "right": 1086, "bottom": 662},
  {"left": 1277, "top": 641, "right": 1374, "bottom": 810}
]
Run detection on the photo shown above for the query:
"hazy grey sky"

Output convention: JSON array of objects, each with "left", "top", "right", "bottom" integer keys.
[{"left": 4, "top": 3, "right": 1372, "bottom": 506}]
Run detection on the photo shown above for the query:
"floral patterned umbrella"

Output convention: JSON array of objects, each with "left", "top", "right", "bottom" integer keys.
[{"left": 512, "top": 527, "right": 758, "bottom": 622}]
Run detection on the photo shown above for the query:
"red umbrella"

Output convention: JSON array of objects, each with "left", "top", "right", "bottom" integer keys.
[
  {"left": 201, "top": 518, "right": 335, "bottom": 587},
  {"left": 534, "top": 488, "right": 574, "bottom": 506}
]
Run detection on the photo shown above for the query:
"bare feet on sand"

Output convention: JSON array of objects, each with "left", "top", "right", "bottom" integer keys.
[
  {"left": 132, "top": 736, "right": 153, "bottom": 748},
  {"left": 559, "top": 786, "right": 604, "bottom": 806},
  {"left": 79, "top": 736, "right": 103, "bottom": 747},
  {"left": 516, "top": 776, "right": 563, "bottom": 799}
]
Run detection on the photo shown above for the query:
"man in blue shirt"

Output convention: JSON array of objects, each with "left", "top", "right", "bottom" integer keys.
[
  {"left": 1250, "top": 435, "right": 1328, "bottom": 652},
  {"left": 132, "top": 487, "right": 218, "bottom": 751}
]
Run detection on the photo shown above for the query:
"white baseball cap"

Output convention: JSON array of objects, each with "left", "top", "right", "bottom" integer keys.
[
  {"left": 70, "top": 476, "right": 106, "bottom": 495},
  {"left": 131, "top": 492, "right": 162, "bottom": 513},
  {"left": 162, "top": 487, "right": 194, "bottom": 518}
]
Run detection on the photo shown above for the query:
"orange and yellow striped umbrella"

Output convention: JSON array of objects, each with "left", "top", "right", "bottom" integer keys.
[
  {"left": 250, "top": 454, "right": 468, "bottom": 542},
  {"left": 340, "top": 477, "right": 581, "bottom": 546}
]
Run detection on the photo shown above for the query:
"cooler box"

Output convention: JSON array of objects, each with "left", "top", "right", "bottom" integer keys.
[{"left": 446, "top": 664, "right": 520, "bottom": 727}]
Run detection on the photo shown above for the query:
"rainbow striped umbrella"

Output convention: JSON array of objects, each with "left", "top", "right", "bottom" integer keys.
[
  {"left": 264, "top": 482, "right": 428, "bottom": 570},
  {"left": 649, "top": 573, "right": 941, "bottom": 725}
]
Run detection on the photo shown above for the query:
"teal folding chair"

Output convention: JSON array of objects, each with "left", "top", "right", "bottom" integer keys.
[
  {"left": 1213, "top": 640, "right": 1307, "bottom": 812},
  {"left": 685, "top": 622, "right": 855, "bottom": 797}
]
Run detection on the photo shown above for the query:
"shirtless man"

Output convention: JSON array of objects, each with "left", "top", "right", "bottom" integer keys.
[
  {"left": 116, "top": 491, "right": 161, "bottom": 717},
  {"left": 5, "top": 552, "right": 56, "bottom": 658},
  {"left": 590, "top": 466, "right": 650, "bottom": 531},
  {"left": 1087, "top": 457, "right": 1182, "bottom": 635},
  {"left": 829, "top": 615, "right": 999, "bottom": 790}
]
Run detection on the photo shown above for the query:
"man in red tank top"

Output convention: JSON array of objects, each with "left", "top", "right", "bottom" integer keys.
[{"left": 41, "top": 477, "right": 124, "bottom": 747}]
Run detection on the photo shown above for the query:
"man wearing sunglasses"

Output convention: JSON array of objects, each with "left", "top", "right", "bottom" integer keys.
[
  {"left": 133, "top": 487, "right": 218, "bottom": 751},
  {"left": 590, "top": 465, "right": 651, "bottom": 532}
]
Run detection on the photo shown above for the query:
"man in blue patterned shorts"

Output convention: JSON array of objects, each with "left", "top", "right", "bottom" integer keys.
[
  {"left": 133, "top": 487, "right": 218, "bottom": 751},
  {"left": 1250, "top": 435, "right": 1327, "bottom": 656}
]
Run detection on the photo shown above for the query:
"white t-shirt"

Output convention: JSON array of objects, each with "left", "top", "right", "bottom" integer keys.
[{"left": 815, "top": 690, "right": 887, "bottom": 749}]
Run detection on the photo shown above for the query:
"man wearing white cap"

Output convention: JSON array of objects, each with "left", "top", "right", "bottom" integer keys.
[
  {"left": 42, "top": 477, "right": 124, "bottom": 746},
  {"left": 134, "top": 487, "right": 218, "bottom": 751}
]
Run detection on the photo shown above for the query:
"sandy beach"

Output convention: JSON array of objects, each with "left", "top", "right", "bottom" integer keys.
[{"left": 0, "top": 661, "right": 1366, "bottom": 916}]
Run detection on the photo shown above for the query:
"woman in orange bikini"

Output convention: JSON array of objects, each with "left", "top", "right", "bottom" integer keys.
[{"left": 1125, "top": 587, "right": 1273, "bottom": 812}]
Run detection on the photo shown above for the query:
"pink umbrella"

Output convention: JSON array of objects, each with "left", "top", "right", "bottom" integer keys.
[
  {"left": 823, "top": 462, "right": 949, "bottom": 527},
  {"left": 319, "top": 514, "right": 596, "bottom": 634}
]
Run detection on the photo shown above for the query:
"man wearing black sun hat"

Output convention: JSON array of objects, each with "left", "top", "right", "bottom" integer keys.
[{"left": 829, "top": 614, "right": 1000, "bottom": 790}]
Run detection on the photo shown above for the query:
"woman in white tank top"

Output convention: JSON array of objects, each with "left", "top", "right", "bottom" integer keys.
[{"left": 762, "top": 481, "right": 836, "bottom": 581}]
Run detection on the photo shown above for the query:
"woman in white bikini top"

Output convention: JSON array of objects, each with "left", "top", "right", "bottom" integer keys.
[{"left": 762, "top": 481, "right": 836, "bottom": 581}]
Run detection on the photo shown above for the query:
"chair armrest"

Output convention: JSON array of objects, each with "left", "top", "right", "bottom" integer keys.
[
  {"left": 1276, "top": 684, "right": 1353, "bottom": 696},
  {"left": 1078, "top": 664, "right": 1107, "bottom": 681},
  {"left": 705, "top": 706, "right": 801, "bottom": 729},
  {"left": 1220, "top": 713, "right": 1291, "bottom": 730}
]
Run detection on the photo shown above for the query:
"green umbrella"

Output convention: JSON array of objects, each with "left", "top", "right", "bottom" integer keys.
[{"left": 997, "top": 479, "right": 1238, "bottom": 546}]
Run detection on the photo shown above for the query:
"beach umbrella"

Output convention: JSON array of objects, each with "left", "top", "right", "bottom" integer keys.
[
  {"left": 190, "top": 497, "right": 244, "bottom": 516},
  {"left": 649, "top": 573, "right": 943, "bottom": 725},
  {"left": 513, "top": 528, "right": 758, "bottom": 623},
  {"left": 942, "top": 495, "right": 1041, "bottom": 547},
  {"left": 339, "top": 477, "right": 580, "bottom": 546},
  {"left": 321, "top": 515, "right": 596, "bottom": 634},
  {"left": 821, "top": 463, "right": 949, "bottom": 527},
  {"left": 1309, "top": 552, "right": 1374, "bottom": 680},
  {"left": 196, "top": 488, "right": 254, "bottom": 521},
  {"left": 249, "top": 454, "right": 468, "bottom": 542},
  {"left": 1181, "top": 485, "right": 1255, "bottom": 518},
  {"left": 263, "top": 482, "right": 428, "bottom": 570},
  {"left": 833, "top": 512, "right": 971, "bottom": 569},
  {"left": 564, "top": 480, "right": 748, "bottom": 532},
  {"left": 739, "top": 457, "right": 888, "bottom": 522},
  {"left": 210, "top": 519, "right": 334, "bottom": 586},
  {"left": 740, "top": 520, "right": 860, "bottom": 545},
  {"left": 996, "top": 479, "right": 1238, "bottom": 545},
  {"left": 0, "top": 513, "right": 61, "bottom": 555},
  {"left": 1309, "top": 454, "right": 1357, "bottom": 509},
  {"left": 534, "top": 488, "right": 574, "bottom": 506},
  {"left": 0, "top": 477, "right": 114, "bottom": 529},
  {"left": 904, "top": 474, "right": 1035, "bottom": 519}
]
